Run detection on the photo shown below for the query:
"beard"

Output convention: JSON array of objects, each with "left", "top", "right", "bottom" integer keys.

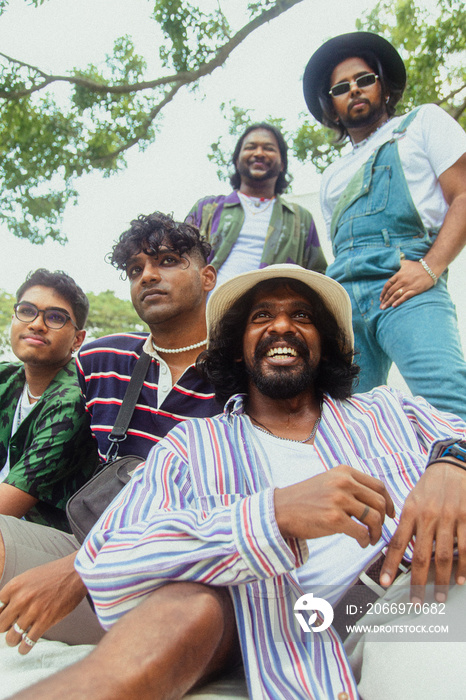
[
  {"left": 247, "top": 363, "right": 317, "bottom": 400},
  {"left": 340, "top": 96, "right": 387, "bottom": 131},
  {"left": 246, "top": 337, "right": 318, "bottom": 400},
  {"left": 237, "top": 159, "right": 282, "bottom": 183}
]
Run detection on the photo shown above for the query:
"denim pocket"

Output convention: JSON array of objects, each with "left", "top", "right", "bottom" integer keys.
[
  {"left": 327, "top": 245, "right": 402, "bottom": 282},
  {"left": 339, "top": 165, "right": 391, "bottom": 225}
]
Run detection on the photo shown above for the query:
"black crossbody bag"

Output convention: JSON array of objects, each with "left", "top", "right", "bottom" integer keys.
[{"left": 66, "top": 351, "right": 151, "bottom": 544}]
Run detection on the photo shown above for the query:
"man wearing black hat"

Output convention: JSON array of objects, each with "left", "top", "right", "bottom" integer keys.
[{"left": 303, "top": 32, "right": 466, "bottom": 421}]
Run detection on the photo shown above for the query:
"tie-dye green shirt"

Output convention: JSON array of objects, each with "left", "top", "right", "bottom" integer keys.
[{"left": 0, "top": 360, "right": 99, "bottom": 531}]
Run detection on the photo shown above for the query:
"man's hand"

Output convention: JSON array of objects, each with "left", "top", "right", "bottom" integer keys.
[
  {"left": 274, "top": 465, "right": 395, "bottom": 548},
  {"left": 380, "top": 461, "right": 466, "bottom": 602},
  {"left": 0, "top": 553, "right": 87, "bottom": 654},
  {"left": 379, "top": 259, "right": 436, "bottom": 310}
]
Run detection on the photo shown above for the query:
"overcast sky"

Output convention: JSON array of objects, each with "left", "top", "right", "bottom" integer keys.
[
  {"left": 0, "top": 0, "right": 386, "bottom": 299},
  {"left": 0, "top": 0, "right": 450, "bottom": 306}
]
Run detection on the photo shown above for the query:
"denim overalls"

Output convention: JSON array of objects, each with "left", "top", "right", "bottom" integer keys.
[{"left": 326, "top": 110, "right": 466, "bottom": 420}]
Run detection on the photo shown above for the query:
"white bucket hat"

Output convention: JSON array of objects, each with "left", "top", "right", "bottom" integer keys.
[{"left": 207, "top": 264, "right": 354, "bottom": 353}]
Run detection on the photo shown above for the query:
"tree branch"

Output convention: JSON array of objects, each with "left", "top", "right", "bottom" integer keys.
[
  {"left": 89, "top": 83, "right": 184, "bottom": 164},
  {"left": 452, "top": 96, "right": 466, "bottom": 121},
  {"left": 434, "top": 82, "right": 466, "bottom": 120},
  {"left": 0, "top": 0, "right": 303, "bottom": 99},
  {"left": 436, "top": 82, "right": 466, "bottom": 106},
  {"left": 0, "top": 51, "right": 52, "bottom": 76}
]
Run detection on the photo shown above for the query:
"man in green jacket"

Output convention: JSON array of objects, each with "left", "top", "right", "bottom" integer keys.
[
  {"left": 0, "top": 268, "right": 98, "bottom": 531},
  {"left": 186, "top": 122, "right": 327, "bottom": 286}
]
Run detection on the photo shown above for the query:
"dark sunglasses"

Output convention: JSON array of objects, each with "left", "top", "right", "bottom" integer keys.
[
  {"left": 329, "top": 73, "right": 379, "bottom": 98},
  {"left": 14, "top": 302, "right": 78, "bottom": 330}
]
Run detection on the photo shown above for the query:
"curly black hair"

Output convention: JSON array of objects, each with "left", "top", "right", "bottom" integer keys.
[
  {"left": 229, "top": 123, "right": 291, "bottom": 194},
  {"left": 16, "top": 269, "right": 89, "bottom": 330},
  {"left": 197, "top": 278, "right": 359, "bottom": 405},
  {"left": 109, "top": 212, "right": 211, "bottom": 274}
]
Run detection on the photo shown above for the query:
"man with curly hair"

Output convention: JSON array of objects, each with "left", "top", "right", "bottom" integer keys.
[
  {"left": 68, "top": 264, "right": 466, "bottom": 699},
  {"left": 0, "top": 213, "right": 228, "bottom": 668},
  {"left": 77, "top": 211, "right": 220, "bottom": 461}
]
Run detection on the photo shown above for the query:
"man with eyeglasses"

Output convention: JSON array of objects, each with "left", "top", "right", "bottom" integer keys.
[
  {"left": 303, "top": 32, "right": 466, "bottom": 420},
  {"left": 0, "top": 268, "right": 98, "bottom": 531}
]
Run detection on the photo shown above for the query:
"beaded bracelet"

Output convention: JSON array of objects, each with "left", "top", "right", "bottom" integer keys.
[
  {"left": 426, "top": 457, "right": 466, "bottom": 472},
  {"left": 419, "top": 258, "right": 438, "bottom": 285}
]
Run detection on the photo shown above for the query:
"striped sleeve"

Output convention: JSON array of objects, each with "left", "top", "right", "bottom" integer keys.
[
  {"left": 75, "top": 429, "right": 303, "bottom": 630},
  {"left": 397, "top": 390, "right": 466, "bottom": 460}
]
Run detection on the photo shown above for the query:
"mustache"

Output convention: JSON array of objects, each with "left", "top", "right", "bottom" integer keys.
[
  {"left": 140, "top": 286, "right": 165, "bottom": 301},
  {"left": 253, "top": 336, "right": 309, "bottom": 361},
  {"left": 348, "top": 97, "right": 370, "bottom": 111}
]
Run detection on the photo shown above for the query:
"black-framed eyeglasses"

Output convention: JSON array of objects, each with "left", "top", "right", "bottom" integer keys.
[
  {"left": 14, "top": 302, "right": 78, "bottom": 330},
  {"left": 329, "top": 73, "right": 379, "bottom": 97}
]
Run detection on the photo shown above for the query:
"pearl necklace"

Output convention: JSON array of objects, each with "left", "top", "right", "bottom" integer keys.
[
  {"left": 19, "top": 383, "right": 40, "bottom": 424},
  {"left": 251, "top": 416, "right": 321, "bottom": 444},
  {"left": 151, "top": 339, "right": 207, "bottom": 354}
]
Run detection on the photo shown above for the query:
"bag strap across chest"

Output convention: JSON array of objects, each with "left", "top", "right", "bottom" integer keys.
[{"left": 105, "top": 350, "right": 152, "bottom": 461}]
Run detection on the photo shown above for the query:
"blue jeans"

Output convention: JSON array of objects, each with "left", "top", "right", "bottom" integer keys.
[
  {"left": 326, "top": 114, "right": 466, "bottom": 420},
  {"left": 344, "top": 273, "right": 466, "bottom": 420}
]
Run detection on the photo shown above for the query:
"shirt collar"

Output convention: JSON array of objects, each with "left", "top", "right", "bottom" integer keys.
[
  {"left": 223, "top": 190, "right": 242, "bottom": 207},
  {"left": 226, "top": 190, "right": 285, "bottom": 209},
  {"left": 142, "top": 335, "right": 161, "bottom": 360},
  {"left": 224, "top": 393, "right": 247, "bottom": 416},
  {"left": 224, "top": 392, "right": 331, "bottom": 420}
]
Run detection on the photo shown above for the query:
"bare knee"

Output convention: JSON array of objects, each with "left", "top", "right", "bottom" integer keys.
[
  {"left": 145, "top": 583, "right": 240, "bottom": 693},
  {"left": 91, "top": 582, "right": 239, "bottom": 700},
  {"left": 136, "top": 581, "right": 237, "bottom": 671},
  {"left": 170, "top": 582, "right": 230, "bottom": 633},
  {"left": 184, "top": 584, "right": 240, "bottom": 687}
]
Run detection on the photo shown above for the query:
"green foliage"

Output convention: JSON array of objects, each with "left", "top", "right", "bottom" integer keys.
[
  {"left": 247, "top": 1, "right": 277, "bottom": 13},
  {"left": 0, "top": 0, "right": 302, "bottom": 243},
  {"left": 85, "top": 291, "right": 145, "bottom": 338},
  {"left": 152, "top": 0, "right": 230, "bottom": 72},
  {"left": 292, "top": 0, "right": 466, "bottom": 172},
  {"left": 0, "top": 290, "right": 15, "bottom": 357},
  {"left": 292, "top": 121, "right": 346, "bottom": 174},
  {"left": 358, "top": 0, "right": 466, "bottom": 123},
  {"left": 0, "top": 289, "right": 15, "bottom": 325},
  {"left": 0, "top": 0, "right": 46, "bottom": 14},
  {"left": 208, "top": 101, "right": 288, "bottom": 184}
]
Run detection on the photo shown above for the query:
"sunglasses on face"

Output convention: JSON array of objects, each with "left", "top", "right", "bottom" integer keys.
[
  {"left": 329, "top": 73, "right": 379, "bottom": 98},
  {"left": 14, "top": 302, "right": 78, "bottom": 330}
]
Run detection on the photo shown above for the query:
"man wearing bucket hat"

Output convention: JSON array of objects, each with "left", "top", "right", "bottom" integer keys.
[
  {"left": 57, "top": 264, "right": 466, "bottom": 700},
  {"left": 303, "top": 32, "right": 466, "bottom": 420}
]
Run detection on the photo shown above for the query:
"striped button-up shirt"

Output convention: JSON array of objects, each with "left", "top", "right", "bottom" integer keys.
[{"left": 76, "top": 387, "right": 466, "bottom": 699}]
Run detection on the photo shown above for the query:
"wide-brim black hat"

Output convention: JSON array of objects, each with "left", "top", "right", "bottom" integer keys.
[{"left": 303, "top": 32, "right": 406, "bottom": 123}]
